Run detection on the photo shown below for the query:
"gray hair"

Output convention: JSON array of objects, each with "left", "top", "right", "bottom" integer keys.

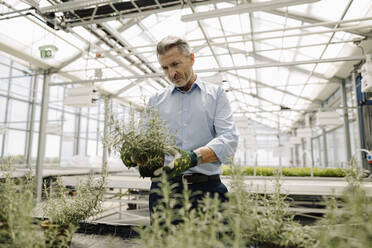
[{"left": 156, "top": 36, "right": 191, "bottom": 57}]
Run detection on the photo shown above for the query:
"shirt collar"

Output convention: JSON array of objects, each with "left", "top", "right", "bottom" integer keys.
[{"left": 171, "top": 77, "right": 204, "bottom": 94}]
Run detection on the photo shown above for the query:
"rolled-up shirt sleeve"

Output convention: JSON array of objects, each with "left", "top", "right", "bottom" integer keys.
[{"left": 206, "top": 87, "right": 239, "bottom": 164}]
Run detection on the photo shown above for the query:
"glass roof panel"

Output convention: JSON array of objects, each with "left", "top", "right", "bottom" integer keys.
[
  {"left": 287, "top": 0, "right": 349, "bottom": 21},
  {"left": 97, "top": 80, "right": 128, "bottom": 94},
  {"left": 0, "top": 18, "right": 81, "bottom": 67},
  {"left": 344, "top": 0, "right": 372, "bottom": 19},
  {"left": 1, "top": 0, "right": 371, "bottom": 130}
]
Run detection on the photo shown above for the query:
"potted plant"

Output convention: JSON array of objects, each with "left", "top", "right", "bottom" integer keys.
[
  {"left": 137, "top": 167, "right": 317, "bottom": 248},
  {"left": 313, "top": 157, "right": 372, "bottom": 247},
  {"left": 0, "top": 164, "right": 44, "bottom": 248},
  {"left": 105, "top": 108, "right": 176, "bottom": 177},
  {"left": 41, "top": 169, "right": 106, "bottom": 248}
]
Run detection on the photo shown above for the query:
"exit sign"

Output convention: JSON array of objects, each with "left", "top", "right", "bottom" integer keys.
[
  {"left": 40, "top": 49, "right": 53, "bottom": 59},
  {"left": 38, "top": 45, "right": 58, "bottom": 59}
]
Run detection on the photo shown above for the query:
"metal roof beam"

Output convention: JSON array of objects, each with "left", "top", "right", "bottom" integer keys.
[
  {"left": 226, "top": 71, "right": 316, "bottom": 103},
  {"left": 50, "top": 55, "right": 364, "bottom": 86},
  {"left": 112, "top": 78, "right": 142, "bottom": 97},
  {"left": 57, "top": 67, "right": 144, "bottom": 111},
  {"left": 217, "top": 42, "right": 329, "bottom": 80},
  {"left": 250, "top": 52, "right": 328, "bottom": 80},
  {"left": 265, "top": 9, "right": 372, "bottom": 38},
  {"left": 98, "top": 22, "right": 167, "bottom": 88},
  {"left": 232, "top": 99, "right": 283, "bottom": 125},
  {"left": 54, "top": 18, "right": 141, "bottom": 71}
]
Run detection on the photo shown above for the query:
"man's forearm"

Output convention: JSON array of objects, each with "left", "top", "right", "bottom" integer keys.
[{"left": 194, "top": 146, "right": 219, "bottom": 164}]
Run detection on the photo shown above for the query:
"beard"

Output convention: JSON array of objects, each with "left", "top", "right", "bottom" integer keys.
[
  {"left": 171, "top": 69, "right": 193, "bottom": 88},
  {"left": 173, "top": 77, "right": 188, "bottom": 88}
]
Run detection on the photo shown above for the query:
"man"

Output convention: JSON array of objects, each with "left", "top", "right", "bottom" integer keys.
[{"left": 146, "top": 36, "right": 239, "bottom": 214}]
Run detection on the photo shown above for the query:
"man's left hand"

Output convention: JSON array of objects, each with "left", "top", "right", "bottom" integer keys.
[{"left": 151, "top": 148, "right": 198, "bottom": 181}]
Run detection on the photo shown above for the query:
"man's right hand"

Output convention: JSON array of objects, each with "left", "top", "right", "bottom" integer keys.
[{"left": 151, "top": 147, "right": 198, "bottom": 182}]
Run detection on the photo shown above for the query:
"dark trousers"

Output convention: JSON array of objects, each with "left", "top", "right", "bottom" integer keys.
[{"left": 149, "top": 178, "right": 228, "bottom": 216}]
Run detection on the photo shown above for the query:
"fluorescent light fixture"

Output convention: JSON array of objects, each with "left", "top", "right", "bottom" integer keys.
[
  {"left": 64, "top": 86, "right": 98, "bottom": 107},
  {"left": 64, "top": 95, "right": 98, "bottom": 107},
  {"left": 315, "top": 111, "right": 341, "bottom": 126},
  {"left": 181, "top": 0, "right": 320, "bottom": 22},
  {"left": 65, "top": 86, "right": 97, "bottom": 96},
  {"left": 296, "top": 127, "right": 312, "bottom": 138},
  {"left": 289, "top": 136, "right": 302, "bottom": 145}
]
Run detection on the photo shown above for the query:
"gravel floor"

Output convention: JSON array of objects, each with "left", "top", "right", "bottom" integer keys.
[{"left": 71, "top": 234, "right": 141, "bottom": 248}]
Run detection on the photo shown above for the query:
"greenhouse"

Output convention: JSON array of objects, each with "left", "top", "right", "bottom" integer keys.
[{"left": 0, "top": 0, "right": 372, "bottom": 247}]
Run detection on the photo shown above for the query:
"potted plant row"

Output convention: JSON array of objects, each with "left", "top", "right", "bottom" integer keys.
[{"left": 41, "top": 169, "right": 106, "bottom": 248}]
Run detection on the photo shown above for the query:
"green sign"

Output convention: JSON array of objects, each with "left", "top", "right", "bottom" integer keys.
[{"left": 40, "top": 49, "right": 53, "bottom": 59}]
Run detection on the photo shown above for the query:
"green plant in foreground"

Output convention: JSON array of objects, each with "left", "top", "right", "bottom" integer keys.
[
  {"left": 313, "top": 157, "right": 372, "bottom": 247},
  {"left": 41, "top": 167, "right": 107, "bottom": 248},
  {"left": 138, "top": 159, "right": 372, "bottom": 248},
  {"left": 137, "top": 166, "right": 316, "bottom": 248},
  {"left": 0, "top": 164, "right": 44, "bottom": 248},
  {"left": 105, "top": 108, "right": 177, "bottom": 177},
  {"left": 137, "top": 174, "right": 227, "bottom": 248},
  {"left": 224, "top": 168, "right": 315, "bottom": 248}
]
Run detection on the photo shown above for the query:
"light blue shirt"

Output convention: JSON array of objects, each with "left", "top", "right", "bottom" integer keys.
[{"left": 148, "top": 78, "right": 239, "bottom": 175}]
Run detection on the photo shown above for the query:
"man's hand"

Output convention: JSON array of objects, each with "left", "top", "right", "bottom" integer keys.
[{"left": 151, "top": 148, "right": 198, "bottom": 182}]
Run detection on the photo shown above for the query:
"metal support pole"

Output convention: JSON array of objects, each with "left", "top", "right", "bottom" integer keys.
[
  {"left": 306, "top": 114, "right": 314, "bottom": 176},
  {"left": 352, "top": 71, "right": 365, "bottom": 168},
  {"left": 294, "top": 144, "right": 299, "bottom": 166},
  {"left": 24, "top": 76, "right": 33, "bottom": 158},
  {"left": 322, "top": 128, "right": 328, "bottom": 168},
  {"left": 35, "top": 71, "right": 50, "bottom": 201},
  {"left": 310, "top": 138, "right": 314, "bottom": 176},
  {"left": 290, "top": 147, "right": 294, "bottom": 167},
  {"left": 301, "top": 138, "right": 306, "bottom": 168},
  {"left": 96, "top": 101, "right": 101, "bottom": 155},
  {"left": 254, "top": 148, "right": 257, "bottom": 176},
  {"left": 277, "top": 116, "right": 282, "bottom": 176},
  {"left": 243, "top": 138, "right": 247, "bottom": 165},
  {"left": 74, "top": 109, "right": 81, "bottom": 155},
  {"left": 341, "top": 79, "right": 352, "bottom": 163},
  {"left": 26, "top": 73, "right": 38, "bottom": 168},
  {"left": 85, "top": 108, "right": 90, "bottom": 156},
  {"left": 317, "top": 137, "right": 321, "bottom": 167},
  {"left": 58, "top": 87, "right": 65, "bottom": 166},
  {"left": 1, "top": 61, "right": 12, "bottom": 158},
  {"left": 102, "top": 96, "right": 110, "bottom": 166}
]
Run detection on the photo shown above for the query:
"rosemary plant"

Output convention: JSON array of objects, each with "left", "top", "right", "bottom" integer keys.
[
  {"left": 137, "top": 165, "right": 316, "bottom": 248},
  {"left": 105, "top": 108, "right": 176, "bottom": 177},
  {"left": 314, "top": 157, "right": 372, "bottom": 247},
  {"left": 0, "top": 164, "right": 44, "bottom": 248},
  {"left": 222, "top": 167, "right": 316, "bottom": 248},
  {"left": 41, "top": 167, "right": 107, "bottom": 247}
]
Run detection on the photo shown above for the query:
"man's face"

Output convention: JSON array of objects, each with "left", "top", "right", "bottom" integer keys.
[{"left": 158, "top": 46, "right": 195, "bottom": 89}]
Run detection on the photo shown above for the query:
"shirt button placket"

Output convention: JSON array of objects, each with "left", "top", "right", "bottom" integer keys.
[{"left": 179, "top": 93, "right": 184, "bottom": 147}]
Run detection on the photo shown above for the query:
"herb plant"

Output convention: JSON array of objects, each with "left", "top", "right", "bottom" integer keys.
[
  {"left": 137, "top": 166, "right": 316, "bottom": 248},
  {"left": 313, "top": 157, "right": 372, "bottom": 247},
  {"left": 41, "top": 168, "right": 107, "bottom": 247},
  {"left": 0, "top": 164, "right": 44, "bottom": 248},
  {"left": 105, "top": 108, "right": 176, "bottom": 177}
]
